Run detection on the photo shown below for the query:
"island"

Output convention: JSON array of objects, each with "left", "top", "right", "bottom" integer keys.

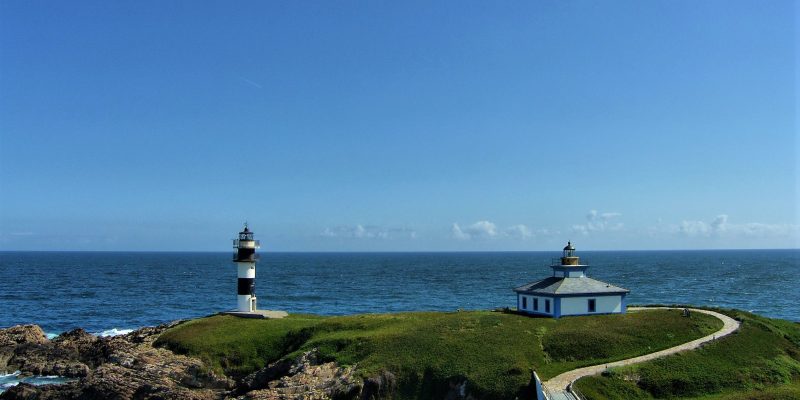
[{"left": 1, "top": 307, "right": 798, "bottom": 399}]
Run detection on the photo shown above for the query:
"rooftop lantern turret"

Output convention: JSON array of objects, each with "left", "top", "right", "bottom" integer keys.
[
  {"left": 561, "top": 241, "right": 579, "bottom": 266},
  {"left": 238, "top": 225, "right": 254, "bottom": 241}
]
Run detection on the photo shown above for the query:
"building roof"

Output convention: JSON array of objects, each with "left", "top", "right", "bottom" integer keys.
[{"left": 514, "top": 276, "right": 629, "bottom": 295}]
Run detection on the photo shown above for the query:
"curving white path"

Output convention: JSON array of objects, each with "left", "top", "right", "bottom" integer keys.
[{"left": 542, "top": 307, "right": 740, "bottom": 400}]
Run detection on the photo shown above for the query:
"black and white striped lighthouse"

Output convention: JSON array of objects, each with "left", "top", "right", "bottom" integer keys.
[{"left": 233, "top": 224, "right": 259, "bottom": 312}]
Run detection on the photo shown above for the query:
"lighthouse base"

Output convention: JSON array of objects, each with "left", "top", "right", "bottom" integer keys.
[{"left": 222, "top": 310, "right": 288, "bottom": 319}]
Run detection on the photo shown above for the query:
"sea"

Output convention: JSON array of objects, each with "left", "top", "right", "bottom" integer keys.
[
  {"left": 1, "top": 250, "right": 798, "bottom": 336},
  {"left": 0, "top": 249, "right": 798, "bottom": 392}
]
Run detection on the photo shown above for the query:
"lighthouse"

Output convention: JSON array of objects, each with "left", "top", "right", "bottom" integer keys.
[
  {"left": 513, "top": 242, "right": 630, "bottom": 318},
  {"left": 233, "top": 224, "right": 258, "bottom": 312},
  {"left": 225, "top": 224, "right": 288, "bottom": 319}
]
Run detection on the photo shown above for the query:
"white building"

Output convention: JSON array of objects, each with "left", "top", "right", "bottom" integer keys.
[{"left": 513, "top": 242, "right": 629, "bottom": 318}]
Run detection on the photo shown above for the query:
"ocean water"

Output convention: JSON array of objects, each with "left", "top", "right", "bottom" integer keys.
[
  {"left": 0, "top": 371, "right": 75, "bottom": 393},
  {"left": 0, "top": 250, "right": 798, "bottom": 335}
]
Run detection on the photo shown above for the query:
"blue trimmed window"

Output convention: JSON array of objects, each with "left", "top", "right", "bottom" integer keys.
[
  {"left": 533, "top": 298, "right": 539, "bottom": 311},
  {"left": 545, "top": 299, "right": 551, "bottom": 313},
  {"left": 522, "top": 296, "right": 527, "bottom": 310},
  {"left": 588, "top": 299, "right": 596, "bottom": 313}
]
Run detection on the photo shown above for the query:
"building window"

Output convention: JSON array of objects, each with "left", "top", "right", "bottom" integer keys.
[
  {"left": 533, "top": 298, "right": 539, "bottom": 311},
  {"left": 545, "top": 299, "right": 551, "bottom": 313},
  {"left": 522, "top": 296, "right": 527, "bottom": 310},
  {"left": 588, "top": 299, "right": 596, "bottom": 313}
]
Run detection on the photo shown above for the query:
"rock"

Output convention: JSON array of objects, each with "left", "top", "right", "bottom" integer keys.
[
  {"left": 0, "top": 323, "right": 231, "bottom": 400},
  {"left": 0, "top": 325, "right": 49, "bottom": 373},
  {"left": 243, "top": 350, "right": 361, "bottom": 400},
  {"left": 238, "top": 358, "right": 294, "bottom": 393},
  {"left": 0, "top": 323, "right": 412, "bottom": 400},
  {"left": 359, "top": 371, "right": 396, "bottom": 400},
  {"left": 0, "top": 382, "right": 42, "bottom": 400},
  {"left": 0, "top": 381, "right": 82, "bottom": 400},
  {"left": 52, "top": 328, "right": 105, "bottom": 366},
  {"left": 0, "top": 325, "right": 48, "bottom": 347}
]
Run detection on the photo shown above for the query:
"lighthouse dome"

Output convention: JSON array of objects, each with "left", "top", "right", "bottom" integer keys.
[{"left": 563, "top": 241, "right": 575, "bottom": 251}]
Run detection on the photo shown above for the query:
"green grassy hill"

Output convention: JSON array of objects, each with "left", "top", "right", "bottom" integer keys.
[
  {"left": 155, "top": 309, "right": 720, "bottom": 399},
  {"left": 573, "top": 309, "right": 800, "bottom": 400}
]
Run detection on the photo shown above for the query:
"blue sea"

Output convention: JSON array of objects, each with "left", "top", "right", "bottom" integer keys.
[{"left": 1, "top": 250, "right": 798, "bottom": 336}]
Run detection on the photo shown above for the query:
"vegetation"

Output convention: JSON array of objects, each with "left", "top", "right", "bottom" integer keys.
[
  {"left": 155, "top": 309, "right": 720, "bottom": 399},
  {"left": 572, "top": 308, "right": 800, "bottom": 400}
]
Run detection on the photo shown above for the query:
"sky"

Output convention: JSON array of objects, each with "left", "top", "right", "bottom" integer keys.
[{"left": 0, "top": 1, "right": 797, "bottom": 251}]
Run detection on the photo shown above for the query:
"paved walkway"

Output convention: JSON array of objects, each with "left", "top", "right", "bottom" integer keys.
[{"left": 542, "top": 307, "right": 740, "bottom": 399}]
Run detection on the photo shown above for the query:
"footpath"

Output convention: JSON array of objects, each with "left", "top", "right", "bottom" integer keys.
[{"left": 541, "top": 307, "right": 741, "bottom": 400}]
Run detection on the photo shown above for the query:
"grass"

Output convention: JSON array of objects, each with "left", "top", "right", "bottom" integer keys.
[
  {"left": 572, "top": 308, "right": 800, "bottom": 399},
  {"left": 155, "top": 309, "right": 719, "bottom": 399}
]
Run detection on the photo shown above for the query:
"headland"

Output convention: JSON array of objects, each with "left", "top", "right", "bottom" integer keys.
[{"left": 1, "top": 306, "right": 798, "bottom": 399}]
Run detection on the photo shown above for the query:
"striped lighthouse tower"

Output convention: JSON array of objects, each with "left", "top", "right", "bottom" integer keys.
[{"left": 233, "top": 224, "right": 259, "bottom": 312}]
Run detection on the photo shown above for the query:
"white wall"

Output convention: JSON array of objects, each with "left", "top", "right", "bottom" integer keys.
[
  {"left": 237, "top": 294, "right": 253, "bottom": 312},
  {"left": 237, "top": 263, "right": 256, "bottom": 278},
  {"left": 518, "top": 294, "right": 552, "bottom": 314},
  {"left": 554, "top": 270, "right": 586, "bottom": 278},
  {"left": 560, "top": 295, "right": 622, "bottom": 316}
]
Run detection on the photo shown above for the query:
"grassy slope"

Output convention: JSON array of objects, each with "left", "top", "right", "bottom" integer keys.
[
  {"left": 573, "top": 309, "right": 800, "bottom": 400},
  {"left": 155, "top": 309, "right": 719, "bottom": 399}
]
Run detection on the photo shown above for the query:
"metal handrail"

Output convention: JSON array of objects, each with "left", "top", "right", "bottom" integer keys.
[
  {"left": 568, "top": 382, "right": 587, "bottom": 400},
  {"left": 551, "top": 258, "right": 590, "bottom": 266}
]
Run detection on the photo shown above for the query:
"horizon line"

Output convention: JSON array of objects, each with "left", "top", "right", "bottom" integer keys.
[{"left": 1, "top": 248, "right": 798, "bottom": 253}]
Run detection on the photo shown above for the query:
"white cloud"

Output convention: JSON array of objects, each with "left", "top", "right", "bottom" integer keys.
[
  {"left": 322, "top": 225, "right": 416, "bottom": 239},
  {"left": 675, "top": 214, "right": 798, "bottom": 238},
  {"left": 505, "top": 224, "right": 533, "bottom": 239},
  {"left": 452, "top": 223, "right": 470, "bottom": 240},
  {"left": 452, "top": 220, "right": 498, "bottom": 240},
  {"left": 452, "top": 221, "right": 544, "bottom": 240},
  {"left": 572, "top": 210, "right": 624, "bottom": 235}
]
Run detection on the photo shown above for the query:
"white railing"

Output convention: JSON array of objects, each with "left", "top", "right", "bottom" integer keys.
[{"left": 232, "top": 239, "right": 260, "bottom": 248}]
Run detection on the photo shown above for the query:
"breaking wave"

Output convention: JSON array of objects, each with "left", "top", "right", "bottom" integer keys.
[{"left": 97, "top": 328, "right": 134, "bottom": 337}]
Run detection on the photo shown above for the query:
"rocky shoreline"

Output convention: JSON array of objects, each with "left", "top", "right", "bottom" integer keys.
[{"left": 0, "top": 322, "right": 395, "bottom": 400}]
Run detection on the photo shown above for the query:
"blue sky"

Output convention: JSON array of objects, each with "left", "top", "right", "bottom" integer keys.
[{"left": 0, "top": 1, "right": 797, "bottom": 251}]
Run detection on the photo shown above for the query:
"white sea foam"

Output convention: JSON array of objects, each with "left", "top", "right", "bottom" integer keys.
[
  {"left": 97, "top": 328, "right": 134, "bottom": 337},
  {"left": 0, "top": 371, "right": 75, "bottom": 394},
  {"left": 45, "top": 332, "right": 59, "bottom": 340},
  {"left": 0, "top": 371, "right": 22, "bottom": 393}
]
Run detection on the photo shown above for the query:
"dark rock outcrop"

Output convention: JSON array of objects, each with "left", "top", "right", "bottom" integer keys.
[
  {"left": 360, "top": 371, "right": 396, "bottom": 400},
  {"left": 0, "top": 322, "right": 231, "bottom": 400},
  {"left": 242, "top": 350, "right": 361, "bottom": 400},
  {"left": 0, "top": 325, "right": 49, "bottom": 376},
  {"left": 0, "top": 323, "right": 411, "bottom": 400}
]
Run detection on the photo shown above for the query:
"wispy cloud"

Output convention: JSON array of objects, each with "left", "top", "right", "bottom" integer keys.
[
  {"left": 572, "top": 210, "right": 624, "bottom": 235},
  {"left": 505, "top": 224, "right": 533, "bottom": 239},
  {"left": 673, "top": 214, "right": 798, "bottom": 238},
  {"left": 452, "top": 221, "right": 543, "bottom": 240},
  {"left": 239, "top": 76, "right": 263, "bottom": 89},
  {"left": 321, "top": 225, "right": 416, "bottom": 239}
]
